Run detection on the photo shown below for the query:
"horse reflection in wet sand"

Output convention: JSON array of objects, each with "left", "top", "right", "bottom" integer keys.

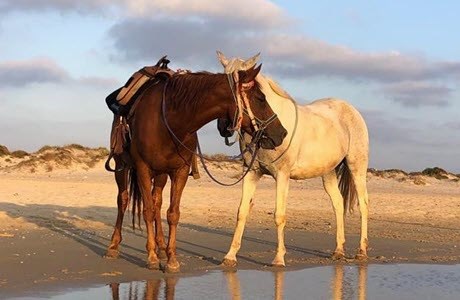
[
  {"left": 104, "top": 58, "right": 287, "bottom": 272},
  {"left": 110, "top": 277, "right": 178, "bottom": 300},
  {"left": 217, "top": 52, "right": 369, "bottom": 267},
  {"left": 109, "top": 265, "right": 367, "bottom": 300}
]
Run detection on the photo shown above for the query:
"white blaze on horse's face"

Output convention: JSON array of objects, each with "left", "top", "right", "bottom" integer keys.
[{"left": 216, "top": 51, "right": 260, "bottom": 74}]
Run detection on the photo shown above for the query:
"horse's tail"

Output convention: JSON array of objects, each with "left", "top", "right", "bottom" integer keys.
[
  {"left": 128, "top": 168, "right": 142, "bottom": 230},
  {"left": 335, "top": 158, "right": 357, "bottom": 214}
]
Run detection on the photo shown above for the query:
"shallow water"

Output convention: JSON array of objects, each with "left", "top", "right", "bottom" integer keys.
[{"left": 11, "top": 264, "right": 460, "bottom": 300}]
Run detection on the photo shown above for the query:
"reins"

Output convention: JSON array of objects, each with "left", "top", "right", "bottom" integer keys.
[
  {"left": 160, "top": 79, "right": 265, "bottom": 186},
  {"left": 262, "top": 97, "right": 298, "bottom": 165}
]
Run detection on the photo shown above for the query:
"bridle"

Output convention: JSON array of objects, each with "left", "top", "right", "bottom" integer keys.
[
  {"left": 225, "top": 71, "right": 279, "bottom": 140},
  {"left": 161, "top": 71, "right": 278, "bottom": 186}
]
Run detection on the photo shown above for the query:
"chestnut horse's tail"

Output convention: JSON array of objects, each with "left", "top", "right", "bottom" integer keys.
[
  {"left": 335, "top": 158, "right": 358, "bottom": 214},
  {"left": 129, "top": 168, "right": 142, "bottom": 230}
]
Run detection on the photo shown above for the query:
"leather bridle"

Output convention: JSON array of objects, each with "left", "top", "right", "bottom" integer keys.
[{"left": 161, "top": 72, "right": 277, "bottom": 186}]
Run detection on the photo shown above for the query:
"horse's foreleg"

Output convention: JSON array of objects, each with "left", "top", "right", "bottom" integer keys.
[
  {"left": 322, "top": 171, "right": 346, "bottom": 260},
  {"left": 222, "top": 170, "right": 262, "bottom": 267},
  {"left": 105, "top": 167, "right": 129, "bottom": 258},
  {"left": 164, "top": 166, "right": 189, "bottom": 273},
  {"left": 153, "top": 174, "right": 168, "bottom": 260},
  {"left": 272, "top": 172, "right": 290, "bottom": 267},
  {"left": 137, "top": 165, "right": 160, "bottom": 269}
]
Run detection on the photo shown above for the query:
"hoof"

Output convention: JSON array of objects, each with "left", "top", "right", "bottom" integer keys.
[
  {"left": 221, "top": 258, "right": 237, "bottom": 268},
  {"left": 165, "top": 263, "right": 180, "bottom": 273},
  {"left": 355, "top": 251, "right": 368, "bottom": 261},
  {"left": 271, "top": 256, "right": 286, "bottom": 267},
  {"left": 157, "top": 249, "right": 168, "bottom": 260},
  {"left": 104, "top": 249, "right": 119, "bottom": 259},
  {"left": 331, "top": 251, "right": 345, "bottom": 261},
  {"left": 147, "top": 261, "right": 161, "bottom": 270},
  {"left": 271, "top": 262, "right": 286, "bottom": 267}
]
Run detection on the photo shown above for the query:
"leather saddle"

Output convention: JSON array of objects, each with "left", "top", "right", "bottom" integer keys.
[{"left": 106, "top": 56, "right": 175, "bottom": 115}]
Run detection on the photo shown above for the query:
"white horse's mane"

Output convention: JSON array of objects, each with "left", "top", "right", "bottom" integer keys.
[{"left": 256, "top": 75, "right": 295, "bottom": 102}]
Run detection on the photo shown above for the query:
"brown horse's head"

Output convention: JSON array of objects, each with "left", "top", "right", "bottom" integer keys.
[{"left": 217, "top": 59, "right": 287, "bottom": 149}]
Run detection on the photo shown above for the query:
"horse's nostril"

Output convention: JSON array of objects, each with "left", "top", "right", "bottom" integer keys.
[{"left": 282, "top": 129, "right": 288, "bottom": 139}]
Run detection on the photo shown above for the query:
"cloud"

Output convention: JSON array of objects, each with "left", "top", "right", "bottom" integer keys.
[
  {"left": 0, "top": 0, "right": 116, "bottom": 15},
  {"left": 0, "top": 58, "right": 119, "bottom": 89},
  {"left": 380, "top": 81, "right": 452, "bottom": 107},
  {"left": 0, "top": 58, "right": 69, "bottom": 87},
  {"left": 255, "top": 35, "right": 460, "bottom": 84},
  {"left": 123, "top": 0, "right": 287, "bottom": 28},
  {"left": 107, "top": 17, "right": 460, "bottom": 85},
  {"left": 0, "top": 0, "right": 288, "bottom": 28},
  {"left": 108, "top": 18, "right": 244, "bottom": 66}
]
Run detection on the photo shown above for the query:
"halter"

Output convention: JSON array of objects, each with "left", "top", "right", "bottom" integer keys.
[{"left": 225, "top": 72, "right": 279, "bottom": 136}]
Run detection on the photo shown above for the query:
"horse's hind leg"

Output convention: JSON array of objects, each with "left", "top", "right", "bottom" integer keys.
[
  {"left": 164, "top": 166, "right": 190, "bottom": 273},
  {"left": 322, "top": 171, "right": 346, "bottom": 260},
  {"left": 105, "top": 165, "right": 129, "bottom": 258},
  {"left": 348, "top": 163, "right": 369, "bottom": 260},
  {"left": 136, "top": 163, "right": 160, "bottom": 269},
  {"left": 153, "top": 174, "right": 168, "bottom": 260}
]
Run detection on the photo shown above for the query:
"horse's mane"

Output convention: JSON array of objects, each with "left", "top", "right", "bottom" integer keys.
[
  {"left": 256, "top": 75, "right": 295, "bottom": 101},
  {"left": 165, "top": 71, "right": 225, "bottom": 111}
]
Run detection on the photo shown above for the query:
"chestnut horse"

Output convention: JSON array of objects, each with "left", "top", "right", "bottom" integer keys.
[{"left": 104, "top": 63, "right": 287, "bottom": 272}]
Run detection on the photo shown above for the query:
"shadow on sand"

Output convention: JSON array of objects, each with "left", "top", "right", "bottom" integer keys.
[{"left": 0, "top": 202, "right": 330, "bottom": 268}]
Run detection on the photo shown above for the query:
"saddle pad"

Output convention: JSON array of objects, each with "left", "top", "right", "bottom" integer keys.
[{"left": 116, "top": 71, "right": 151, "bottom": 105}]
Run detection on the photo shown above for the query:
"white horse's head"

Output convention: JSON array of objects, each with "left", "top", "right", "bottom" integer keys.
[
  {"left": 216, "top": 51, "right": 287, "bottom": 149},
  {"left": 216, "top": 51, "right": 260, "bottom": 74}
]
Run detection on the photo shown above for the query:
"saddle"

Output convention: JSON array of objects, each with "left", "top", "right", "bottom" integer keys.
[
  {"left": 105, "top": 56, "right": 200, "bottom": 179},
  {"left": 106, "top": 56, "right": 175, "bottom": 115}
]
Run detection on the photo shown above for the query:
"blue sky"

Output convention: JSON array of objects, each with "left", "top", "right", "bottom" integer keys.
[{"left": 0, "top": 0, "right": 459, "bottom": 172}]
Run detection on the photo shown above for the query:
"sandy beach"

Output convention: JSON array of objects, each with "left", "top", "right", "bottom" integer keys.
[{"left": 0, "top": 146, "right": 459, "bottom": 297}]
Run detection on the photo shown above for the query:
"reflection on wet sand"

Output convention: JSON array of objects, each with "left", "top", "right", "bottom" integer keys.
[
  {"left": 224, "top": 269, "right": 285, "bottom": 300},
  {"left": 109, "top": 264, "right": 368, "bottom": 300},
  {"left": 226, "top": 265, "right": 367, "bottom": 300},
  {"left": 224, "top": 271, "right": 241, "bottom": 300},
  {"left": 110, "top": 277, "right": 178, "bottom": 300},
  {"left": 274, "top": 270, "right": 285, "bottom": 300},
  {"left": 332, "top": 264, "right": 368, "bottom": 300}
]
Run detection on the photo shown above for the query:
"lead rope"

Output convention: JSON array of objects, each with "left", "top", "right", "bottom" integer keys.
[{"left": 196, "top": 134, "right": 261, "bottom": 186}]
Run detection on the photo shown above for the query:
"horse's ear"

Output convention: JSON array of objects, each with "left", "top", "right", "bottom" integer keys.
[
  {"left": 216, "top": 50, "right": 229, "bottom": 67},
  {"left": 240, "top": 64, "right": 262, "bottom": 83},
  {"left": 241, "top": 52, "right": 260, "bottom": 70}
]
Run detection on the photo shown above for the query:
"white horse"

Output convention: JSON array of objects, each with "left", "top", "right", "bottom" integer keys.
[{"left": 217, "top": 52, "right": 369, "bottom": 267}]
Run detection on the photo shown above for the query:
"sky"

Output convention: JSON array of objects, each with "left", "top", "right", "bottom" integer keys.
[{"left": 0, "top": 0, "right": 459, "bottom": 172}]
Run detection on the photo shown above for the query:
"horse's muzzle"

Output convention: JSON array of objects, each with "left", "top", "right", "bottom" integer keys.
[
  {"left": 217, "top": 119, "right": 234, "bottom": 138},
  {"left": 258, "top": 128, "right": 287, "bottom": 149}
]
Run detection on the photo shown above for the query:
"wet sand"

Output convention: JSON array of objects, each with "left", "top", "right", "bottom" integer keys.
[
  {"left": 36, "top": 264, "right": 460, "bottom": 300},
  {"left": 0, "top": 163, "right": 459, "bottom": 297}
]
